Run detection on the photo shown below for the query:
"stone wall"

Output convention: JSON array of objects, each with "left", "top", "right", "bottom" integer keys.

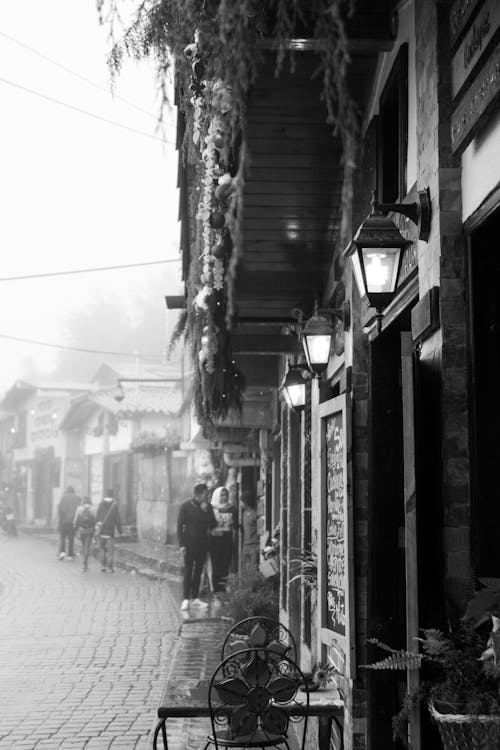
[{"left": 415, "top": 0, "right": 472, "bottom": 619}]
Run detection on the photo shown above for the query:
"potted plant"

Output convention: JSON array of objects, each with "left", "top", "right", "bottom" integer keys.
[
  {"left": 300, "top": 659, "right": 338, "bottom": 693},
  {"left": 361, "top": 579, "right": 500, "bottom": 749}
]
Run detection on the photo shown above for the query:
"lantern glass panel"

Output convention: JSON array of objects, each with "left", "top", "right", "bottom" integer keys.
[
  {"left": 304, "top": 333, "right": 331, "bottom": 369},
  {"left": 351, "top": 251, "right": 366, "bottom": 297},
  {"left": 286, "top": 382, "right": 306, "bottom": 409},
  {"left": 281, "top": 386, "right": 293, "bottom": 409},
  {"left": 361, "top": 247, "right": 401, "bottom": 294}
]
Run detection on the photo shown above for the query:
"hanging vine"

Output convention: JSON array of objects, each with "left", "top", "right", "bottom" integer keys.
[{"left": 98, "top": 0, "right": 358, "bottom": 435}]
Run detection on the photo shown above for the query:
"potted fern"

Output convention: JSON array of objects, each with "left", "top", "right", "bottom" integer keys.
[{"left": 362, "top": 579, "right": 500, "bottom": 749}]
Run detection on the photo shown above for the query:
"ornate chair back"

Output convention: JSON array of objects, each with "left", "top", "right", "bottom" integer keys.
[
  {"left": 207, "top": 647, "right": 309, "bottom": 750},
  {"left": 221, "top": 616, "right": 297, "bottom": 663}
]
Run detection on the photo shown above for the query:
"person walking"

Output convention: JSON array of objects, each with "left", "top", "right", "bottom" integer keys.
[
  {"left": 177, "top": 481, "right": 216, "bottom": 611},
  {"left": 57, "top": 486, "right": 81, "bottom": 560},
  {"left": 73, "top": 497, "right": 95, "bottom": 572},
  {"left": 95, "top": 490, "right": 122, "bottom": 573},
  {"left": 209, "top": 486, "right": 237, "bottom": 604}
]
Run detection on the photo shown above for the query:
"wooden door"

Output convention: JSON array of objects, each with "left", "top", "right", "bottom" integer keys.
[{"left": 401, "top": 332, "right": 421, "bottom": 750}]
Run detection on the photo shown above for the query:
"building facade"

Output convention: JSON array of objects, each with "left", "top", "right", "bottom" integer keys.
[{"left": 168, "top": 0, "right": 500, "bottom": 748}]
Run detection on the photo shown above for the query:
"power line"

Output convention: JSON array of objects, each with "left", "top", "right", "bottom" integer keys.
[
  {"left": 0, "top": 29, "right": 166, "bottom": 123},
  {"left": 0, "top": 332, "right": 165, "bottom": 358},
  {"left": 0, "top": 258, "right": 181, "bottom": 283},
  {"left": 0, "top": 75, "right": 177, "bottom": 147}
]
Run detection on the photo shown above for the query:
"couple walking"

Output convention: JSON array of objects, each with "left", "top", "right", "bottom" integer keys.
[{"left": 177, "top": 480, "right": 236, "bottom": 611}]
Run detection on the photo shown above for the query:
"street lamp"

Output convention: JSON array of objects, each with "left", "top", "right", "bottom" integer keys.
[
  {"left": 349, "top": 188, "right": 431, "bottom": 332},
  {"left": 280, "top": 364, "right": 310, "bottom": 413}
]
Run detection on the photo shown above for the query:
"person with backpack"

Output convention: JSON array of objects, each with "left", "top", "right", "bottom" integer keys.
[
  {"left": 95, "top": 490, "right": 122, "bottom": 573},
  {"left": 73, "top": 497, "right": 96, "bottom": 573}
]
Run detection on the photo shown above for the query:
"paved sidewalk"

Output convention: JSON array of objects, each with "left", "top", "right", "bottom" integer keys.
[{"left": 155, "top": 619, "right": 232, "bottom": 749}]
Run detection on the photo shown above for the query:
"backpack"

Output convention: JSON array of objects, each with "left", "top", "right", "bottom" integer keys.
[{"left": 79, "top": 506, "right": 95, "bottom": 531}]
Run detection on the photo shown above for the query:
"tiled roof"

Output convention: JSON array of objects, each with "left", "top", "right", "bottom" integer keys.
[{"left": 94, "top": 383, "right": 182, "bottom": 416}]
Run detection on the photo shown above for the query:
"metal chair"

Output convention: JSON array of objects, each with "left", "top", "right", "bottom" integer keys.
[
  {"left": 203, "top": 647, "right": 310, "bottom": 750},
  {"left": 221, "top": 617, "right": 297, "bottom": 663}
]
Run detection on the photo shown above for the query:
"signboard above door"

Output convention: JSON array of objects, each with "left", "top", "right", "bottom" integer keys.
[{"left": 450, "top": 0, "right": 500, "bottom": 153}]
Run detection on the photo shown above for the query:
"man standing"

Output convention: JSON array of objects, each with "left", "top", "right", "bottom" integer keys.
[
  {"left": 177, "top": 481, "right": 216, "bottom": 611},
  {"left": 95, "top": 490, "right": 122, "bottom": 573},
  {"left": 57, "top": 485, "right": 81, "bottom": 560}
]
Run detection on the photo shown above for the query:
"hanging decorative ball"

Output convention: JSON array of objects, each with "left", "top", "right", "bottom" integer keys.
[
  {"left": 210, "top": 211, "right": 225, "bottom": 229},
  {"left": 184, "top": 43, "right": 197, "bottom": 59},
  {"left": 192, "top": 60, "right": 205, "bottom": 80},
  {"left": 218, "top": 173, "right": 232, "bottom": 187},
  {"left": 213, "top": 133, "right": 225, "bottom": 149},
  {"left": 214, "top": 183, "right": 232, "bottom": 202},
  {"left": 213, "top": 238, "right": 226, "bottom": 259}
]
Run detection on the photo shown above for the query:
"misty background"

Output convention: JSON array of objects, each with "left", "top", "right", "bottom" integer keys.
[{"left": 0, "top": 0, "right": 182, "bottom": 395}]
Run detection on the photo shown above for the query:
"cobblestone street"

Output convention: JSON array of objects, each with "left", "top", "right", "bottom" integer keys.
[{"left": 0, "top": 534, "right": 181, "bottom": 750}]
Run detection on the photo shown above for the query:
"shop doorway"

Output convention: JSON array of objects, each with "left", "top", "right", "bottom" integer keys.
[
  {"left": 469, "top": 202, "right": 500, "bottom": 577},
  {"left": 368, "top": 317, "right": 409, "bottom": 749}
]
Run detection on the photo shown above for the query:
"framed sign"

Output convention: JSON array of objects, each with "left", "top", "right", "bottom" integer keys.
[{"left": 317, "top": 393, "right": 355, "bottom": 678}]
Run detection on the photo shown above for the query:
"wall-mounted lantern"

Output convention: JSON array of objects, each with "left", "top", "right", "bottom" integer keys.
[
  {"left": 292, "top": 300, "right": 350, "bottom": 377},
  {"left": 348, "top": 188, "right": 431, "bottom": 332},
  {"left": 279, "top": 364, "right": 311, "bottom": 413}
]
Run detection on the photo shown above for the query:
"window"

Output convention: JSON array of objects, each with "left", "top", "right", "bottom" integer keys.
[{"left": 378, "top": 44, "right": 408, "bottom": 202}]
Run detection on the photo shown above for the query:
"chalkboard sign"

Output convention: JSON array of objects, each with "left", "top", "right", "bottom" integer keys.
[
  {"left": 316, "top": 393, "right": 355, "bottom": 677},
  {"left": 325, "top": 412, "right": 346, "bottom": 636}
]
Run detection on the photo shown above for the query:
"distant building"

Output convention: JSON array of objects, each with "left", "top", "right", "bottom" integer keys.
[
  {"left": 0, "top": 380, "right": 89, "bottom": 523},
  {"left": 60, "top": 364, "right": 187, "bottom": 542}
]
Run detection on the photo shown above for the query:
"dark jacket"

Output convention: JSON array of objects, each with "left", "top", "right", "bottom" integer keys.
[
  {"left": 96, "top": 499, "right": 122, "bottom": 537},
  {"left": 58, "top": 490, "right": 81, "bottom": 526},
  {"left": 177, "top": 499, "right": 216, "bottom": 548}
]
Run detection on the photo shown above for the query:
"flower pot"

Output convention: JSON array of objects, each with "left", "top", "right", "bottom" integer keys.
[{"left": 429, "top": 701, "right": 500, "bottom": 750}]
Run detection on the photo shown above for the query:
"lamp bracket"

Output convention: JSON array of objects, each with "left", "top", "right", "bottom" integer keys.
[
  {"left": 373, "top": 187, "right": 431, "bottom": 242},
  {"left": 291, "top": 300, "right": 351, "bottom": 331}
]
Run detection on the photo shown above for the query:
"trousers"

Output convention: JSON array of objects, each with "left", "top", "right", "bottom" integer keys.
[
  {"left": 79, "top": 531, "right": 93, "bottom": 570},
  {"left": 59, "top": 522, "right": 75, "bottom": 556},
  {"left": 209, "top": 533, "right": 233, "bottom": 592},
  {"left": 99, "top": 535, "right": 115, "bottom": 571},
  {"left": 183, "top": 544, "right": 207, "bottom": 600}
]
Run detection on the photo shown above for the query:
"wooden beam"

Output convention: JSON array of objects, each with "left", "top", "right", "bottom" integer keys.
[
  {"left": 258, "top": 35, "right": 394, "bottom": 54},
  {"left": 234, "top": 355, "right": 280, "bottom": 388},
  {"left": 232, "top": 334, "right": 301, "bottom": 355}
]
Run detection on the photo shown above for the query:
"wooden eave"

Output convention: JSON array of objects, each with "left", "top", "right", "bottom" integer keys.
[{"left": 231, "top": 26, "right": 393, "bottom": 374}]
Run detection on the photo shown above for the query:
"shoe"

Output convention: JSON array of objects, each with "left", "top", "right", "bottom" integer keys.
[
  {"left": 66, "top": 556, "right": 73, "bottom": 561},
  {"left": 101, "top": 567, "right": 106, "bottom": 572},
  {"left": 191, "top": 598, "right": 208, "bottom": 609},
  {"left": 82, "top": 567, "right": 87, "bottom": 573},
  {"left": 58, "top": 552, "right": 65, "bottom": 560},
  {"left": 180, "top": 599, "right": 190, "bottom": 611},
  {"left": 108, "top": 568, "right": 114, "bottom": 573}
]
